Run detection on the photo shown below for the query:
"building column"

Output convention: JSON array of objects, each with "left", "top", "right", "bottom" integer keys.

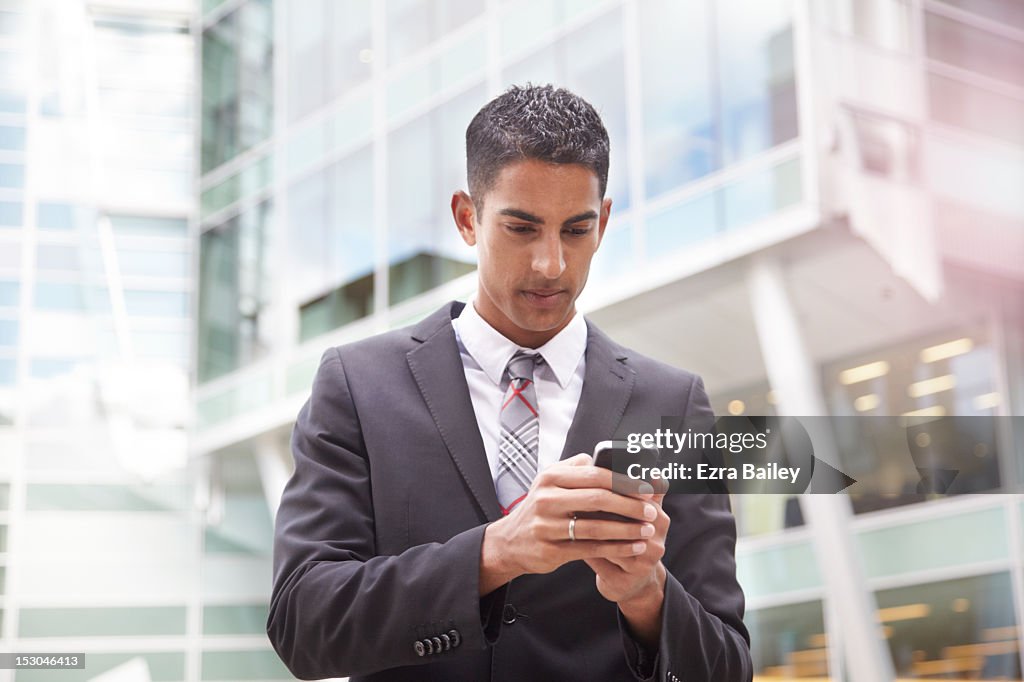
[{"left": 747, "top": 255, "right": 895, "bottom": 682}]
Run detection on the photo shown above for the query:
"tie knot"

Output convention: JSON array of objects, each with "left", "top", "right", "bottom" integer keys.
[{"left": 506, "top": 351, "right": 543, "bottom": 382}]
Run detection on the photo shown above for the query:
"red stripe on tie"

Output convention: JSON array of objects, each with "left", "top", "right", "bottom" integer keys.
[
  {"left": 502, "top": 380, "right": 537, "bottom": 417},
  {"left": 500, "top": 493, "right": 528, "bottom": 515}
]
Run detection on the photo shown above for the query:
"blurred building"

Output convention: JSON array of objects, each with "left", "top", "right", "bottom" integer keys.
[
  {"left": 0, "top": 0, "right": 200, "bottom": 680},
  {"left": 194, "top": 1, "right": 1024, "bottom": 681}
]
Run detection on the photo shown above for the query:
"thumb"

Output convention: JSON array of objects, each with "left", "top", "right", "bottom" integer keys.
[{"left": 566, "top": 452, "right": 593, "bottom": 466}]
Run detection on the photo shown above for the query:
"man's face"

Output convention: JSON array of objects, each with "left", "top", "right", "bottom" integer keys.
[{"left": 452, "top": 158, "right": 611, "bottom": 348}]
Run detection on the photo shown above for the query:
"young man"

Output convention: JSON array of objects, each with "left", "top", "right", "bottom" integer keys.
[{"left": 268, "top": 85, "right": 752, "bottom": 681}]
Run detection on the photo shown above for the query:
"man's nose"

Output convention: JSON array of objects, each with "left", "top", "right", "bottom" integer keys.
[{"left": 532, "top": 234, "right": 566, "bottom": 279}]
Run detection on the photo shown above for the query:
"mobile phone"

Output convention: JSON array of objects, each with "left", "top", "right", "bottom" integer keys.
[
  {"left": 575, "top": 440, "right": 661, "bottom": 522},
  {"left": 592, "top": 439, "right": 660, "bottom": 478}
]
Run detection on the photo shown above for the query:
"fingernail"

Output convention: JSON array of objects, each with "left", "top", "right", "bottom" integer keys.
[
  {"left": 638, "top": 482, "right": 653, "bottom": 495},
  {"left": 643, "top": 504, "right": 657, "bottom": 521},
  {"left": 632, "top": 542, "right": 646, "bottom": 554},
  {"left": 640, "top": 523, "right": 655, "bottom": 538}
]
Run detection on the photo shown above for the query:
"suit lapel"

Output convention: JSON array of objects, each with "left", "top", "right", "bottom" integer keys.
[
  {"left": 559, "top": 321, "right": 635, "bottom": 461},
  {"left": 407, "top": 302, "right": 503, "bottom": 523}
]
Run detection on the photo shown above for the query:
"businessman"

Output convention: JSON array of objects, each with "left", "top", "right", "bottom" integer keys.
[{"left": 268, "top": 84, "right": 752, "bottom": 681}]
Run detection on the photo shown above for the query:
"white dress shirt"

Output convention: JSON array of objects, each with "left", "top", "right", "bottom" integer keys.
[{"left": 452, "top": 297, "right": 587, "bottom": 483}]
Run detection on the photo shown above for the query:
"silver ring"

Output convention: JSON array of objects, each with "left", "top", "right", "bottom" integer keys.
[{"left": 568, "top": 514, "right": 577, "bottom": 542}]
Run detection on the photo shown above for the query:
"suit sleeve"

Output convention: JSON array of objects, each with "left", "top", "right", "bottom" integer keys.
[
  {"left": 266, "top": 348, "right": 506, "bottom": 680},
  {"left": 619, "top": 375, "right": 753, "bottom": 682}
]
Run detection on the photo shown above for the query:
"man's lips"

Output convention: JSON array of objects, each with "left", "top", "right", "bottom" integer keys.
[{"left": 521, "top": 289, "right": 567, "bottom": 308}]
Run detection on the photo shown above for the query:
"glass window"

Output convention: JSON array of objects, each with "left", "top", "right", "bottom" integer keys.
[
  {"left": 0, "top": 124, "right": 24, "bottom": 151},
  {"left": 717, "top": 0, "right": 798, "bottom": 165},
  {"left": 926, "top": 11, "right": 1024, "bottom": 89},
  {"left": 0, "top": 358, "right": 14, "bottom": 385},
  {"left": 109, "top": 215, "right": 187, "bottom": 237},
  {"left": 638, "top": 0, "right": 716, "bottom": 198},
  {"left": 0, "top": 200, "right": 20, "bottom": 227},
  {"left": 387, "top": 88, "right": 481, "bottom": 306},
  {"left": 201, "top": 649, "right": 290, "bottom": 681},
  {"left": 877, "top": 573, "right": 1020, "bottom": 679},
  {"left": 198, "top": 201, "right": 272, "bottom": 383},
  {"left": 26, "top": 483, "right": 186, "bottom": 511},
  {"left": 290, "top": 146, "right": 374, "bottom": 304},
  {"left": 646, "top": 192, "right": 719, "bottom": 259},
  {"left": 203, "top": 604, "right": 269, "bottom": 635},
  {"left": 201, "top": 0, "right": 273, "bottom": 173},
  {"left": 18, "top": 606, "right": 187, "bottom": 637},
  {"left": 720, "top": 156, "right": 802, "bottom": 229},
  {"left": 386, "top": 0, "right": 482, "bottom": 66},
  {"left": 0, "top": 163, "right": 24, "bottom": 189},
  {"left": 936, "top": 0, "right": 1024, "bottom": 30},
  {"left": 132, "top": 329, "right": 188, "bottom": 362},
  {"left": 503, "top": 7, "right": 631, "bottom": 210},
  {"left": 825, "top": 328, "right": 1002, "bottom": 513},
  {"left": 33, "top": 282, "right": 83, "bottom": 310},
  {"left": 0, "top": 90, "right": 24, "bottom": 113},
  {"left": 287, "top": 0, "right": 371, "bottom": 122},
  {"left": 824, "top": 0, "right": 912, "bottom": 52},
  {"left": 386, "top": 28, "right": 486, "bottom": 122},
  {"left": 29, "top": 358, "right": 77, "bottom": 379},
  {"left": 845, "top": 108, "right": 921, "bottom": 182},
  {"left": 123, "top": 290, "right": 188, "bottom": 318},
  {"left": 0, "top": 239, "right": 18, "bottom": 270},
  {"left": 35, "top": 244, "right": 80, "bottom": 272},
  {"left": 928, "top": 73, "right": 1024, "bottom": 146},
  {"left": 746, "top": 601, "right": 830, "bottom": 680},
  {"left": 0, "top": 11, "right": 25, "bottom": 37},
  {"left": 0, "top": 280, "right": 17, "bottom": 306},
  {"left": 204, "top": 452, "right": 273, "bottom": 554},
  {"left": 117, "top": 249, "right": 189, "bottom": 278},
  {"left": 200, "top": 152, "right": 272, "bottom": 219},
  {"left": 0, "top": 320, "right": 17, "bottom": 347},
  {"left": 37, "top": 202, "right": 92, "bottom": 231}
]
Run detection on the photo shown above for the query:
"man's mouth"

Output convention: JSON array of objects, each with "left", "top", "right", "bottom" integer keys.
[{"left": 522, "top": 289, "right": 566, "bottom": 307}]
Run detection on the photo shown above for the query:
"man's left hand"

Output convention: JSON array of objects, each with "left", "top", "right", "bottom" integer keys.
[{"left": 584, "top": 492, "right": 670, "bottom": 649}]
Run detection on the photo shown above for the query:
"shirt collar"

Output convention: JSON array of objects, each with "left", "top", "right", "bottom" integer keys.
[{"left": 454, "top": 296, "right": 586, "bottom": 390}]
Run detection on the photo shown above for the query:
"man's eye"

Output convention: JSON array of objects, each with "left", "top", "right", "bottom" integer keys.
[
  {"left": 507, "top": 224, "right": 534, "bottom": 233},
  {"left": 565, "top": 227, "right": 590, "bottom": 236}
]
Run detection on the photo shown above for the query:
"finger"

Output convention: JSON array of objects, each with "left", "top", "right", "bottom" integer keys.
[
  {"left": 565, "top": 453, "right": 593, "bottom": 466},
  {"left": 584, "top": 557, "right": 627, "bottom": 576},
  {"left": 559, "top": 489, "right": 659, "bottom": 522},
  {"left": 569, "top": 517, "right": 655, "bottom": 542},
  {"left": 539, "top": 464, "right": 613, "bottom": 490},
  {"left": 610, "top": 471, "right": 656, "bottom": 500},
  {"left": 561, "top": 539, "right": 648, "bottom": 561}
]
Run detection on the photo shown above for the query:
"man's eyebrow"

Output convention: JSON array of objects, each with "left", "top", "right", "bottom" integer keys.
[{"left": 496, "top": 208, "right": 598, "bottom": 226}]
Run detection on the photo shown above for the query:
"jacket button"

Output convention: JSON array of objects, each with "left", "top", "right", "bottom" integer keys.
[
  {"left": 432, "top": 636, "right": 443, "bottom": 652},
  {"left": 502, "top": 604, "right": 518, "bottom": 624},
  {"left": 414, "top": 641, "right": 425, "bottom": 657},
  {"left": 448, "top": 629, "right": 461, "bottom": 648},
  {"left": 440, "top": 633, "right": 451, "bottom": 650},
  {"left": 423, "top": 638, "right": 434, "bottom": 655}
]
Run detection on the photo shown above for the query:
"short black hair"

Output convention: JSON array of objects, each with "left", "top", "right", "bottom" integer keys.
[{"left": 465, "top": 84, "right": 610, "bottom": 211}]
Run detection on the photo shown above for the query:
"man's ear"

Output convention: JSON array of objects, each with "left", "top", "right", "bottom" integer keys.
[
  {"left": 596, "top": 197, "right": 612, "bottom": 248},
  {"left": 452, "top": 191, "right": 478, "bottom": 246}
]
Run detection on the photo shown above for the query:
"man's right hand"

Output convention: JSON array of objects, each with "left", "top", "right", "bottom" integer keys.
[{"left": 479, "top": 453, "right": 659, "bottom": 595}]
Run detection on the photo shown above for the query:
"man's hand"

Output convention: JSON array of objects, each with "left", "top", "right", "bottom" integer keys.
[
  {"left": 585, "top": 492, "right": 670, "bottom": 650},
  {"left": 479, "top": 453, "right": 658, "bottom": 595}
]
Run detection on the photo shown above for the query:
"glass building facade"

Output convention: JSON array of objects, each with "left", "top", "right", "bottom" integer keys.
[
  {"left": 0, "top": 0, "right": 211, "bottom": 680},
  {"left": 195, "top": 1, "right": 1023, "bottom": 681}
]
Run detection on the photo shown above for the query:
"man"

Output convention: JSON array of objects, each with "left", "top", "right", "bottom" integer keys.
[{"left": 268, "top": 84, "right": 752, "bottom": 681}]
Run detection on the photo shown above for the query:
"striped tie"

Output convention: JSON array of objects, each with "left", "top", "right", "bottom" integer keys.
[{"left": 496, "top": 351, "right": 543, "bottom": 515}]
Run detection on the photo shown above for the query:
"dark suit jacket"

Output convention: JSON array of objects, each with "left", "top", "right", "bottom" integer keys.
[{"left": 268, "top": 301, "right": 752, "bottom": 681}]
